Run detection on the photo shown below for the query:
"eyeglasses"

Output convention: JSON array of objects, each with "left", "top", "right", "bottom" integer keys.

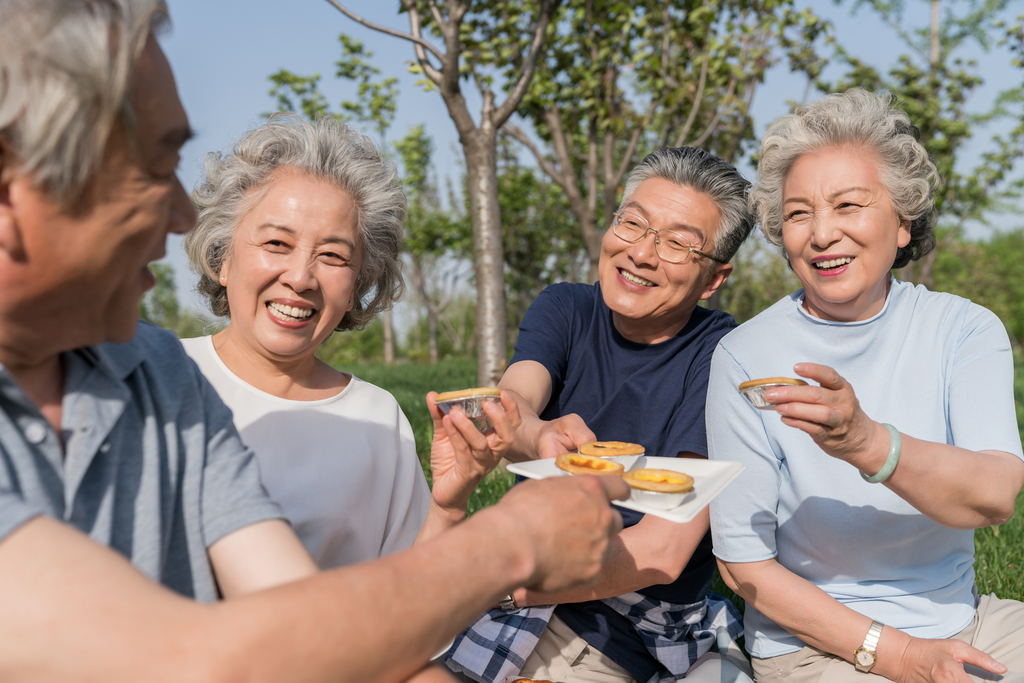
[{"left": 610, "top": 210, "right": 725, "bottom": 264}]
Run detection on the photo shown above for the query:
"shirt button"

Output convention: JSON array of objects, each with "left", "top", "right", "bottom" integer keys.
[{"left": 24, "top": 421, "right": 47, "bottom": 444}]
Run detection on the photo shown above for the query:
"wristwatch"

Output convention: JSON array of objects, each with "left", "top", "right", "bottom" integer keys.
[
  {"left": 498, "top": 594, "right": 521, "bottom": 615},
  {"left": 854, "top": 620, "right": 884, "bottom": 673}
]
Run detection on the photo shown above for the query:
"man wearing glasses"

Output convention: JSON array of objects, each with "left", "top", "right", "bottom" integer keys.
[{"left": 446, "top": 148, "right": 756, "bottom": 683}]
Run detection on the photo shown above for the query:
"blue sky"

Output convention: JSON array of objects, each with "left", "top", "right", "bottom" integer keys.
[{"left": 159, "top": 0, "right": 1022, "bottom": 315}]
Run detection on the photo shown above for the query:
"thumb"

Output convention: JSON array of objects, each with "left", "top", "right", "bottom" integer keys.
[{"left": 957, "top": 644, "right": 1007, "bottom": 675}]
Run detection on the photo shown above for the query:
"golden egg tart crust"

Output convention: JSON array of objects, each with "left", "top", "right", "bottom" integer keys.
[
  {"left": 577, "top": 441, "right": 645, "bottom": 457},
  {"left": 555, "top": 452, "right": 626, "bottom": 476},
  {"left": 737, "top": 377, "right": 807, "bottom": 391},
  {"left": 622, "top": 468, "right": 694, "bottom": 493},
  {"left": 434, "top": 387, "right": 501, "bottom": 402}
]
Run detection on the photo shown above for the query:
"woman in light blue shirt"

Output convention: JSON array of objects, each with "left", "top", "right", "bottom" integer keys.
[{"left": 707, "top": 89, "right": 1024, "bottom": 683}]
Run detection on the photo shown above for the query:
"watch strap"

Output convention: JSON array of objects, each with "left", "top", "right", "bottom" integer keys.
[
  {"left": 498, "top": 594, "right": 520, "bottom": 614},
  {"left": 854, "top": 620, "right": 884, "bottom": 672}
]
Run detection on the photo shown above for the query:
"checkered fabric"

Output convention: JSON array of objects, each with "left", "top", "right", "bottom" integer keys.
[{"left": 445, "top": 592, "right": 742, "bottom": 683}]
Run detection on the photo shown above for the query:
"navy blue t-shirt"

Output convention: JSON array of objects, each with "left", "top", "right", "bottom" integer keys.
[{"left": 509, "top": 282, "right": 737, "bottom": 682}]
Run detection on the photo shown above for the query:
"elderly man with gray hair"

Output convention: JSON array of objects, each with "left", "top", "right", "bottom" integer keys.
[
  {"left": 0, "top": 1, "right": 629, "bottom": 681},
  {"left": 445, "top": 147, "right": 756, "bottom": 683}
]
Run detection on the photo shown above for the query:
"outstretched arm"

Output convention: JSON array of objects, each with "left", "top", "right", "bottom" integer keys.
[
  {"left": 499, "top": 360, "right": 595, "bottom": 462},
  {"left": 0, "top": 475, "right": 627, "bottom": 683}
]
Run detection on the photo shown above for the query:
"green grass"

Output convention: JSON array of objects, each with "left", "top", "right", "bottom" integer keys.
[{"left": 340, "top": 356, "right": 1024, "bottom": 604}]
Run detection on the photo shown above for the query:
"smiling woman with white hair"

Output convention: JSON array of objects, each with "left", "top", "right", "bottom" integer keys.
[
  {"left": 182, "top": 114, "right": 520, "bottom": 568},
  {"left": 706, "top": 88, "right": 1024, "bottom": 683}
]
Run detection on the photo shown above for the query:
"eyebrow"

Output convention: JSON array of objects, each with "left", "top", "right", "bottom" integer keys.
[
  {"left": 621, "top": 200, "right": 707, "bottom": 242},
  {"left": 784, "top": 186, "right": 871, "bottom": 205},
  {"left": 257, "top": 223, "right": 357, "bottom": 250}
]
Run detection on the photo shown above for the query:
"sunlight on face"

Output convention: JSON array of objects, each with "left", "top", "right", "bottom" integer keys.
[
  {"left": 782, "top": 145, "right": 911, "bottom": 323},
  {"left": 219, "top": 168, "right": 362, "bottom": 364}
]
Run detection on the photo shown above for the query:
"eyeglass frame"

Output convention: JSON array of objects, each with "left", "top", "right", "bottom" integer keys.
[{"left": 609, "top": 210, "right": 726, "bottom": 264}]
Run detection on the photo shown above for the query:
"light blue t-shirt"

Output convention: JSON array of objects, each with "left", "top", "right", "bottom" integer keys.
[{"left": 707, "top": 279, "right": 1024, "bottom": 659}]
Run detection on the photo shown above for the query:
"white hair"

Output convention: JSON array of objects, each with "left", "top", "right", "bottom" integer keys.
[
  {"left": 750, "top": 88, "right": 939, "bottom": 268},
  {"left": 185, "top": 114, "right": 407, "bottom": 331},
  {"left": 0, "top": 0, "right": 165, "bottom": 205}
]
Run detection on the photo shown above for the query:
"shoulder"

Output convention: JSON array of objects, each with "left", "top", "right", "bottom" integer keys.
[
  {"left": 717, "top": 291, "right": 801, "bottom": 351},
  {"left": 345, "top": 375, "right": 402, "bottom": 410},
  {"left": 891, "top": 281, "right": 1003, "bottom": 336},
  {"left": 533, "top": 281, "right": 597, "bottom": 313}
]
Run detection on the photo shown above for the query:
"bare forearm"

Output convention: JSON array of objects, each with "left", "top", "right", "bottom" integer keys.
[
  {"left": 517, "top": 512, "right": 707, "bottom": 607},
  {"left": 879, "top": 436, "right": 1024, "bottom": 529},
  {"left": 415, "top": 498, "right": 468, "bottom": 544},
  {"left": 0, "top": 512, "right": 534, "bottom": 683},
  {"left": 720, "top": 559, "right": 872, "bottom": 664}
]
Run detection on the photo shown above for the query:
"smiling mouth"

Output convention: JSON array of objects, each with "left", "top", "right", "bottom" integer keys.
[
  {"left": 267, "top": 301, "right": 315, "bottom": 321},
  {"left": 619, "top": 268, "right": 656, "bottom": 287},
  {"left": 813, "top": 257, "right": 853, "bottom": 271}
]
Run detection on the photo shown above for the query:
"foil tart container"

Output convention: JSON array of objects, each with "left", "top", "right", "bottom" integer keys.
[
  {"left": 627, "top": 487, "right": 688, "bottom": 510},
  {"left": 739, "top": 379, "right": 807, "bottom": 410},
  {"left": 435, "top": 393, "right": 502, "bottom": 432}
]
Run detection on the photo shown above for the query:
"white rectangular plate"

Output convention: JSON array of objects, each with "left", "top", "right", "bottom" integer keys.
[{"left": 506, "top": 456, "right": 745, "bottom": 524}]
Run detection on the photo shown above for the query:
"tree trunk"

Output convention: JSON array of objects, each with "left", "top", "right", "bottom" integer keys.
[
  {"left": 383, "top": 308, "right": 394, "bottom": 365},
  {"left": 428, "top": 308, "right": 439, "bottom": 364},
  {"left": 464, "top": 132, "right": 506, "bottom": 386}
]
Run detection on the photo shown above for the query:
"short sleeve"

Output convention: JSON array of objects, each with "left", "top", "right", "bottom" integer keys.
[
  {"left": 509, "top": 285, "right": 575, "bottom": 390},
  {"left": 378, "top": 403, "right": 431, "bottom": 557},
  {"left": 947, "top": 306, "right": 1024, "bottom": 460},
  {"left": 665, "top": 348, "right": 716, "bottom": 457},
  {"left": 707, "top": 343, "right": 782, "bottom": 563},
  {"left": 198, "top": 373, "right": 284, "bottom": 546}
]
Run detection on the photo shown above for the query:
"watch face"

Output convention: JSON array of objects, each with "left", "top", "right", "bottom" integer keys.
[{"left": 855, "top": 649, "right": 876, "bottom": 667}]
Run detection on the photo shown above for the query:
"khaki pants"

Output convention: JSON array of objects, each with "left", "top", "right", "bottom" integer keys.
[
  {"left": 450, "top": 613, "right": 753, "bottom": 683},
  {"left": 752, "top": 594, "right": 1024, "bottom": 683}
]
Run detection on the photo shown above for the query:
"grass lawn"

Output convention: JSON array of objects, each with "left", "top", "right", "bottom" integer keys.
[{"left": 341, "top": 356, "right": 1024, "bottom": 604}]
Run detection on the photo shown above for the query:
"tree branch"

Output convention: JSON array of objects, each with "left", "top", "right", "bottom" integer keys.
[
  {"left": 325, "top": 0, "right": 446, "bottom": 64},
  {"left": 673, "top": 46, "right": 710, "bottom": 147},
  {"left": 505, "top": 124, "right": 569, "bottom": 192},
  {"left": 492, "top": 0, "right": 564, "bottom": 128},
  {"left": 691, "top": 78, "right": 737, "bottom": 148}
]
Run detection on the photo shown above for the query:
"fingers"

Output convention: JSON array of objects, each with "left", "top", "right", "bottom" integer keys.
[
  {"left": 956, "top": 643, "right": 1007, "bottom": 675},
  {"left": 793, "top": 362, "right": 846, "bottom": 390},
  {"left": 426, "top": 391, "right": 444, "bottom": 426}
]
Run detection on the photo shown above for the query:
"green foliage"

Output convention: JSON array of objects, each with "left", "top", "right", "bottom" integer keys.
[
  {"left": 715, "top": 236, "right": 801, "bottom": 324},
  {"left": 496, "top": 137, "right": 589, "bottom": 333},
  {"left": 316, "top": 319, "right": 386, "bottom": 366},
  {"left": 266, "top": 33, "right": 399, "bottom": 143},
  {"left": 139, "top": 263, "right": 220, "bottom": 338},
  {"left": 267, "top": 70, "right": 336, "bottom": 121},
  {"left": 930, "top": 230, "right": 1024, "bottom": 346}
]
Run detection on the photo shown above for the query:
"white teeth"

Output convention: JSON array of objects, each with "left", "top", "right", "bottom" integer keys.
[
  {"left": 620, "top": 269, "right": 656, "bottom": 287},
  {"left": 814, "top": 257, "right": 853, "bottom": 270},
  {"left": 268, "top": 302, "right": 314, "bottom": 320}
]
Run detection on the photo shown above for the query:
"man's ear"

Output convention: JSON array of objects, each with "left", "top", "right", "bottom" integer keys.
[{"left": 700, "top": 263, "right": 732, "bottom": 301}]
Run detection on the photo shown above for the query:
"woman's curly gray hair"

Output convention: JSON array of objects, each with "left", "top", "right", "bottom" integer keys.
[
  {"left": 749, "top": 88, "right": 939, "bottom": 269},
  {"left": 185, "top": 114, "right": 406, "bottom": 331}
]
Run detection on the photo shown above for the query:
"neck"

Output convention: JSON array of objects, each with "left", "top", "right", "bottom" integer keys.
[
  {"left": 211, "top": 326, "right": 347, "bottom": 401},
  {"left": 0, "top": 345, "right": 65, "bottom": 432},
  {"left": 611, "top": 308, "right": 694, "bottom": 345},
  {"left": 803, "top": 275, "right": 893, "bottom": 323}
]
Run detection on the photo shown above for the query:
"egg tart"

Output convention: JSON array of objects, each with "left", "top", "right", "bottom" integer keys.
[
  {"left": 738, "top": 377, "right": 808, "bottom": 410},
  {"left": 555, "top": 452, "right": 626, "bottom": 476},
  {"left": 622, "top": 468, "right": 693, "bottom": 509},
  {"left": 433, "top": 387, "right": 502, "bottom": 431},
  {"left": 577, "top": 441, "right": 645, "bottom": 457}
]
